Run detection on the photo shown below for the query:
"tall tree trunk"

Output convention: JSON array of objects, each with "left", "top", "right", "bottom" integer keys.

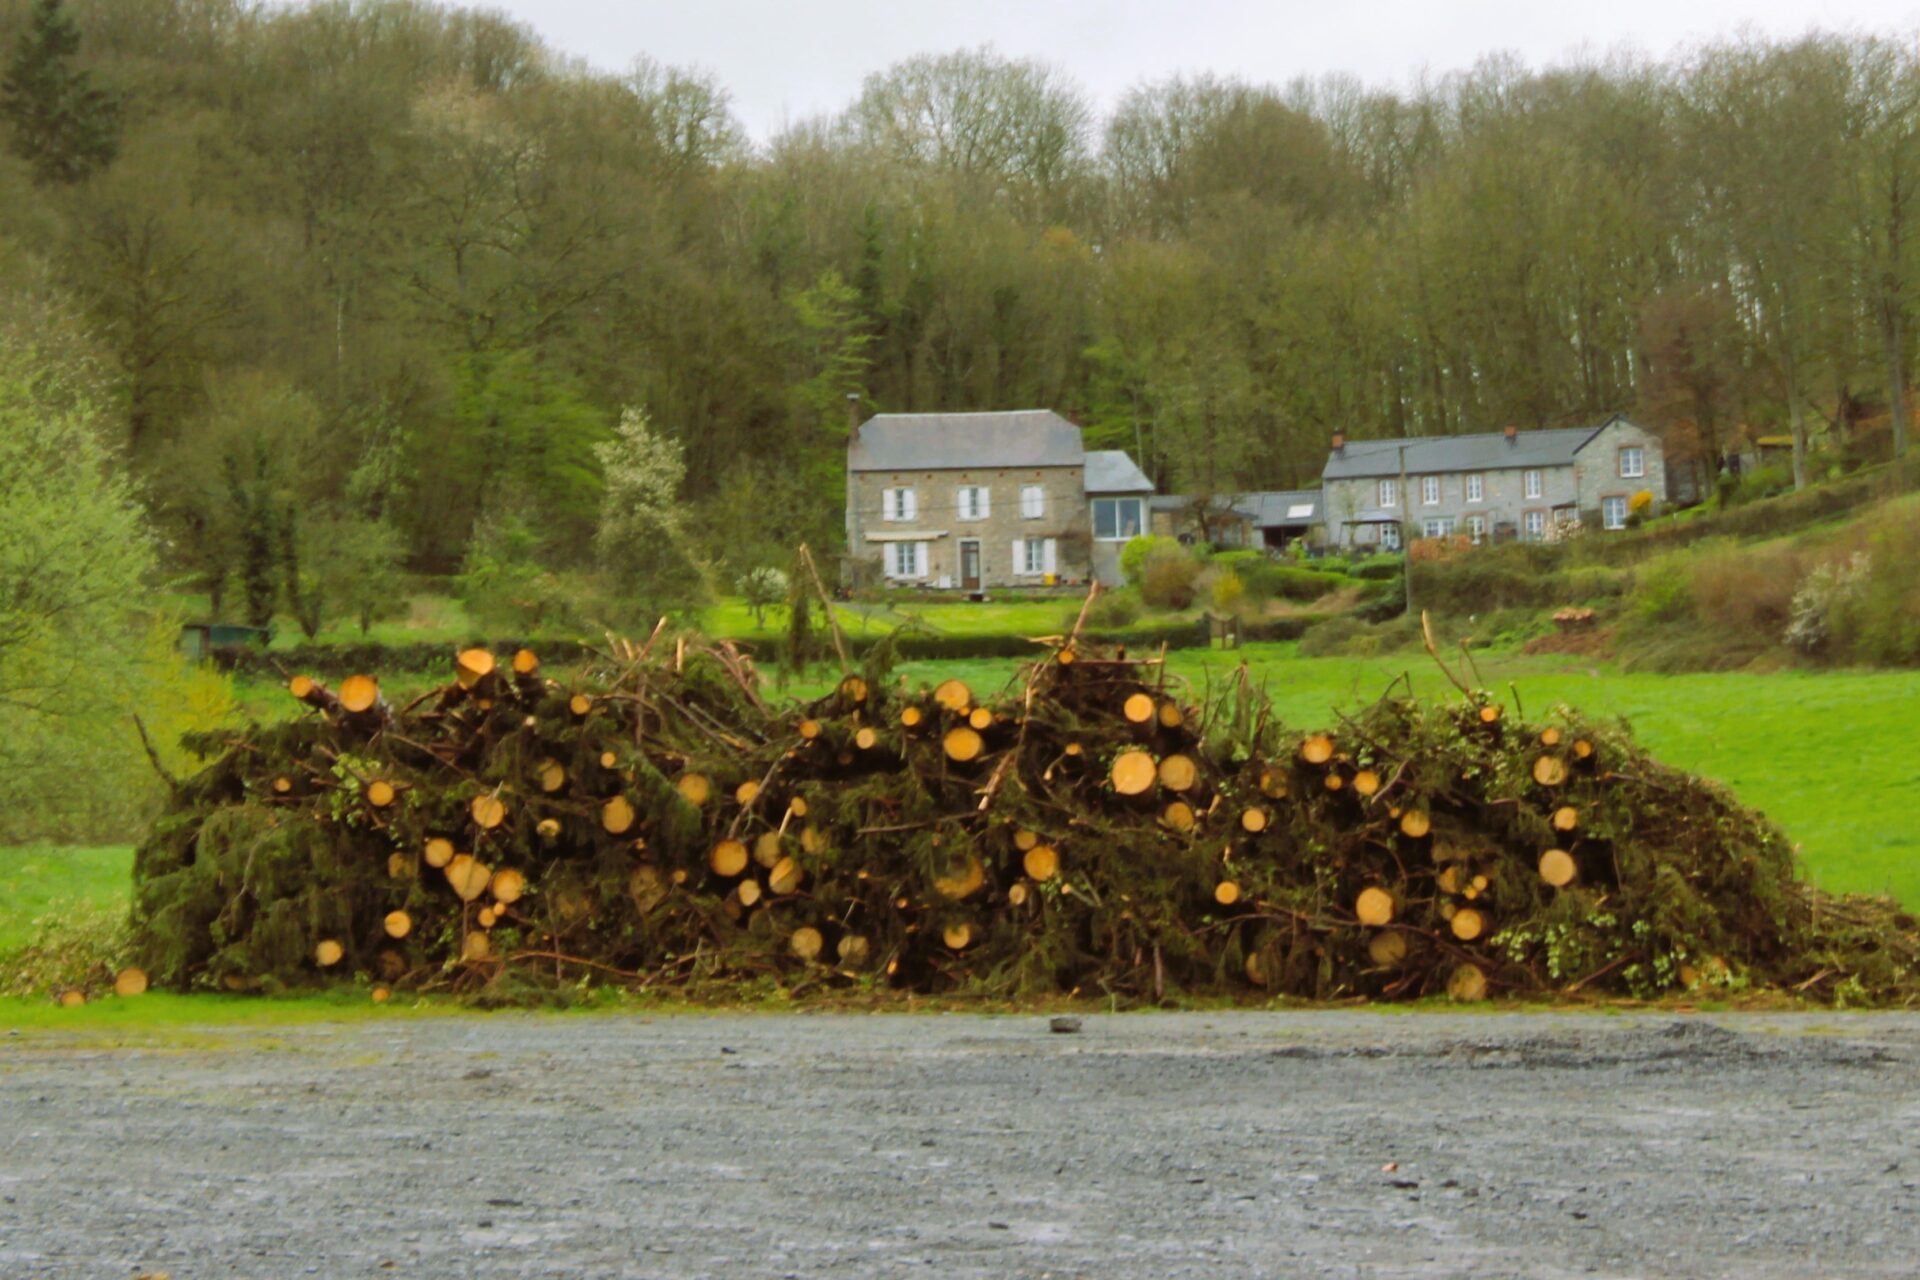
[{"left": 1883, "top": 300, "right": 1909, "bottom": 459}]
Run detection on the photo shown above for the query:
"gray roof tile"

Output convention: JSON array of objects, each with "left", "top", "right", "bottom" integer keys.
[
  {"left": 1084, "top": 449, "right": 1154, "bottom": 493},
  {"left": 848, "top": 410, "right": 1084, "bottom": 472},
  {"left": 1321, "top": 417, "right": 1630, "bottom": 481}
]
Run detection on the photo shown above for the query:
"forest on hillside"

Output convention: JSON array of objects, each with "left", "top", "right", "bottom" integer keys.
[{"left": 2, "top": 0, "right": 1918, "bottom": 605}]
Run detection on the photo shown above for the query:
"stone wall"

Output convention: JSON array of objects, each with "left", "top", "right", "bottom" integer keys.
[{"left": 847, "top": 466, "right": 1091, "bottom": 588}]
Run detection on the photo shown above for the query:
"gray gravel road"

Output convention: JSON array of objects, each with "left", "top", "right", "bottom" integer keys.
[{"left": 3, "top": 1010, "right": 1919, "bottom": 1279}]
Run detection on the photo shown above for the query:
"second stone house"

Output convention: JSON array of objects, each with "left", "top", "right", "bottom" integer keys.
[
  {"left": 845, "top": 409, "right": 1153, "bottom": 589},
  {"left": 1320, "top": 414, "right": 1665, "bottom": 549}
]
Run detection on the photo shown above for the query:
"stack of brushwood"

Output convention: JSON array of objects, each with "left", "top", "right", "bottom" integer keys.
[{"left": 128, "top": 626, "right": 1918, "bottom": 1005}]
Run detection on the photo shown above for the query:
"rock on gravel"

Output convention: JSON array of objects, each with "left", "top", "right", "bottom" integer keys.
[{"left": 2, "top": 1011, "right": 1918, "bottom": 1279}]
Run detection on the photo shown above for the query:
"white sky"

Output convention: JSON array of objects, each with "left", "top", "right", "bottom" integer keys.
[{"left": 486, "top": 0, "right": 1920, "bottom": 139}]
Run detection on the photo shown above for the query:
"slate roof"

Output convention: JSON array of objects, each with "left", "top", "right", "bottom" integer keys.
[
  {"left": 1152, "top": 490, "right": 1321, "bottom": 526},
  {"left": 1236, "top": 490, "right": 1322, "bottom": 527},
  {"left": 848, "top": 410, "right": 1084, "bottom": 472},
  {"left": 1321, "top": 416, "right": 1630, "bottom": 481},
  {"left": 1084, "top": 449, "right": 1155, "bottom": 494}
]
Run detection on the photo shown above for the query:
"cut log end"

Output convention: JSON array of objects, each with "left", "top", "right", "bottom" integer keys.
[
  {"left": 601, "top": 795, "right": 637, "bottom": 835},
  {"left": 424, "top": 837, "right": 455, "bottom": 869},
  {"left": 1022, "top": 844, "right": 1060, "bottom": 882},
  {"left": 455, "top": 647, "right": 496, "bottom": 688},
  {"left": 1111, "top": 750, "right": 1157, "bottom": 796},
  {"left": 943, "top": 726, "right": 985, "bottom": 763},
  {"left": 1551, "top": 805, "right": 1579, "bottom": 833},
  {"left": 469, "top": 793, "right": 507, "bottom": 830},
  {"left": 446, "top": 855, "right": 491, "bottom": 902},
  {"left": 933, "top": 678, "right": 973, "bottom": 713},
  {"left": 1447, "top": 964, "right": 1488, "bottom": 1002},
  {"left": 1366, "top": 931, "right": 1408, "bottom": 968},
  {"left": 113, "top": 966, "right": 149, "bottom": 998},
  {"left": 1240, "top": 806, "right": 1268, "bottom": 833},
  {"left": 711, "top": 839, "right": 750, "bottom": 878},
  {"left": 1538, "top": 848, "right": 1577, "bottom": 888},
  {"left": 789, "top": 926, "right": 824, "bottom": 961},
  {"left": 490, "top": 868, "right": 526, "bottom": 905},
  {"left": 942, "top": 922, "right": 974, "bottom": 951},
  {"left": 1214, "top": 880, "right": 1241, "bottom": 906},
  {"left": 1352, "top": 769, "right": 1381, "bottom": 798},
  {"left": 1450, "top": 907, "right": 1486, "bottom": 941},
  {"left": 338, "top": 674, "right": 380, "bottom": 715},
  {"left": 383, "top": 910, "right": 413, "bottom": 939},
  {"left": 1532, "top": 756, "right": 1569, "bottom": 787},
  {"left": 768, "top": 855, "right": 805, "bottom": 896},
  {"left": 1399, "top": 810, "right": 1432, "bottom": 840},
  {"left": 1157, "top": 753, "right": 1199, "bottom": 793},
  {"left": 934, "top": 854, "right": 985, "bottom": 901},
  {"left": 677, "top": 773, "right": 712, "bottom": 806},
  {"left": 1122, "top": 691, "right": 1156, "bottom": 723},
  {"left": 1355, "top": 887, "right": 1395, "bottom": 927},
  {"left": 1301, "top": 734, "right": 1335, "bottom": 765},
  {"left": 314, "top": 939, "right": 345, "bottom": 967}
]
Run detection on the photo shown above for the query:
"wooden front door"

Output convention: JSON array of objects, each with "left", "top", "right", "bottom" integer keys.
[{"left": 959, "top": 539, "right": 981, "bottom": 590}]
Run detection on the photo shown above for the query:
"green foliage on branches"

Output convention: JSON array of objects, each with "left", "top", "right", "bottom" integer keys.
[{"left": 0, "top": 0, "right": 118, "bottom": 184}]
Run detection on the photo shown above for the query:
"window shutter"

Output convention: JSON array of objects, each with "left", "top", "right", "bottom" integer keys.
[
  {"left": 978, "top": 487, "right": 990, "bottom": 519},
  {"left": 1043, "top": 539, "right": 1057, "bottom": 575},
  {"left": 903, "top": 488, "right": 917, "bottom": 521},
  {"left": 883, "top": 488, "right": 896, "bottom": 521},
  {"left": 1012, "top": 540, "right": 1024, "bottom": 574}
]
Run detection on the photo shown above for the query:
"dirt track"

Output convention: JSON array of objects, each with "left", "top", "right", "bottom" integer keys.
[{"left": 3, "top": 1010, "right": 1918, "bottom": 1278}]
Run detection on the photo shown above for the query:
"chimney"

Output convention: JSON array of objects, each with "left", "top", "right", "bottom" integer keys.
[
  {"left": 1331, "top": 431, "right": 1345, "bottom": 455},
  {"left": 1504, "top": 424, "right": 1518, "bottom": 447},
  {"left": 845, "top": 393, "right": 863, "bottom": 437}
]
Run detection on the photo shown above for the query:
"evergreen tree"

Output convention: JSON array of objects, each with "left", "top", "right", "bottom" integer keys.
[{"left": 0, "top": 0, "right": 120, "bottom": 185}]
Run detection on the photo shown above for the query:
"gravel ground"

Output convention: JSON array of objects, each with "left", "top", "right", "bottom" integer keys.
[{"left": 3, "top": 1010, "right": 1919, "bottom": 1278}]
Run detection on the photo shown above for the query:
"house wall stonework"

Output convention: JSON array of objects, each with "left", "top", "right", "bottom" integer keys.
[
  {"left": 847, "top": 466, "right": 1091, "bottom": 588},
  {"left": 1573, "top": 418, "right": 1666, "bottom": 526},
  {"left": 1322, "top": 422, "right": 1665, "bottom": 546}
]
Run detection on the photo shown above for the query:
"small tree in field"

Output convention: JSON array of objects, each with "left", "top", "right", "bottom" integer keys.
[
  {"left": 739, "top": 565, "right": 789, "bottom": 629},
  {"left": 594, "top": 407, "right": 707, "bottom": 610}
]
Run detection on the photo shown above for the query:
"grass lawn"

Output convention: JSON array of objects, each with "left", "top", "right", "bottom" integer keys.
[
  {"left": 0, "top": 845, "right": 132, "bottom": 953},
  {"left": 703, "top": 594, "right": 1193, "bottom": 642}
]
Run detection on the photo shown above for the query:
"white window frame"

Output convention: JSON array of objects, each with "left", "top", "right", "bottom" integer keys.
[
  {"left": 1020, "top": 484, "right": 1045, "bottom": 519},
  {"left": 1378, "top": 478, "right": 1398, "bottom": 508},
  {"left": 1523, "top": 469, "right": 1543, "bottom": 501},
  {"left": 1420, "top": 475, "right": 1440, "bottom": 506},
  {"left": 1465, "top": 473, "right": 1484, "bottom": 503},
  {"left": 1522, "top": 510, "right": 1546, "bottom": 540},
  {"left": 1015, "top": 536, "right": 1057, "bottom": 576},
  {"left": 956, "top": 485, "right": 990, "bottom": 521},
  {"left": 1602, "top": 496, "right": 1629, "bottom": 530},
  {"left": 882, "top": 486, "right": 917, "bottom": 522},
  {"left": 1465, "top": 514, "right": 1486, "bottom": 544},
  {"left": 1422, "top": 516, "right": 1456, "bottom": 538},
  {"left": 1092, "top": 496, "right": 1145, "bottom": 542},
  {"left": 1379, "top": 522, "right": 1402, "bottom": 551},
  {"left": 1619, "top": 447, "right": 1645, "bottom": 479},
  {"left": 885, "top": 540, "right": 927, "bottom": 579}
]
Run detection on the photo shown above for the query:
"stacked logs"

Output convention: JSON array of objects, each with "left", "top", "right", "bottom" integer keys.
[{"left": 128, "top": 635, "right": 1918, "bottom": 1005}]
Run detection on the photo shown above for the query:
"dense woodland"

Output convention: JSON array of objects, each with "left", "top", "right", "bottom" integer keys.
[{"left": 2, "top": 0, "right": 1918, "bottom": 603}]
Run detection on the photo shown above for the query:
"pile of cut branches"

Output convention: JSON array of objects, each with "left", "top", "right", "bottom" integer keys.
[{"left": 126, "top": 620, "right": 1918, "bottom": 1005}]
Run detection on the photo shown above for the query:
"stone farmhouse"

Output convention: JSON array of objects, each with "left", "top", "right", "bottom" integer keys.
[
  {"left": 845, "top": 410, "right": 1154, "bottom": 590},
  {"left": 1320, "top": 415, "right": 1665, "bottom": 549}
]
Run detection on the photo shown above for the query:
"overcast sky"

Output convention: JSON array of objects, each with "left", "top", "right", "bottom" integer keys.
[{"left": 484, "top": 0, "right": 1920, "bottom": 139}]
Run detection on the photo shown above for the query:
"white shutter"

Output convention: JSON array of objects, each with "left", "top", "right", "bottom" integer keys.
[
  {"left": 883, "top": 488, "right": 896, "bottom": 521},
  {"left": 915, "top": 542, "right": 928, "bottom": 576},
  {"left": 1043, "top": 538, "right": 1057, "bottom": 575},
  {"left": 978, "top": 487, "right": 990, "bottom": 519},
  {"left": 1012, "top": 540, "right": 1024, "bottom": 575},
  {"left": 903, "top": 488, "right": 917, "bottom": 520},
  {"left": 955, "top": 486, "right": 969, "bottom": 520}
]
